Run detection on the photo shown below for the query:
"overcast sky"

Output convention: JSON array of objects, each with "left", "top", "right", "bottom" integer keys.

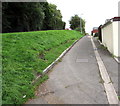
[{"left": 47, "top": 0, "right": 119, "bottom": 33}]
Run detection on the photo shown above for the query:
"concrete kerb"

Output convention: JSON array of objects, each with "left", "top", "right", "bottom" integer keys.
[
  {"left": 91, "top": 36, "right": 118, "bottom": 104},
  {"left": 32, "top": 36, "right": 84, "bottom": 85}
]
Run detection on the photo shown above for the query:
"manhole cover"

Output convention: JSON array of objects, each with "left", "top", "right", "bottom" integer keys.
[{"left": 76, "top": 59, "right": 88, "bottom": 63}]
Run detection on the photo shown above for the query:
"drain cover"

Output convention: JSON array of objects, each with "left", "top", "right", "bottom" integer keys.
[{"left": 76, "top": 59, "right": 88, "bottom": 63}]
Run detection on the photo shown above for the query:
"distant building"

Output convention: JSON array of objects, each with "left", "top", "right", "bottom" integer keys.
[
  {"left": 93, "top": 27, "right": 98, "bottom": 30},
  {"left": 91, "top": 27, "right": 98, "bottom": 36}
]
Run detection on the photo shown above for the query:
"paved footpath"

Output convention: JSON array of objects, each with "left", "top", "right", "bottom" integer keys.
[{"left": 26, "top": 35, "right": 118, "bottom": 104}]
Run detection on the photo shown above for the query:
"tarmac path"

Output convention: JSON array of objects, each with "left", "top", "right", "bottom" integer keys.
[{"left": 26, "top": 35, "right": 118, "bottom": 104}]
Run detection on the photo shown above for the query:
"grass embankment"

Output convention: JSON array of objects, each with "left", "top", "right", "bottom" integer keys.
[{"left": 2, "top": 30, "right": 83, "bottom": 104}]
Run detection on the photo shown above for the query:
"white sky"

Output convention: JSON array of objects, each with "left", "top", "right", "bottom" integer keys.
[{"left": 47, "top": 0, "right": 119, "bottom": 34}]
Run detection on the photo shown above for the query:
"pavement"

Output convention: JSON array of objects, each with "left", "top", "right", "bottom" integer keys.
[{"left": 26, "top": 35, "right": 118, "bottom": 104}]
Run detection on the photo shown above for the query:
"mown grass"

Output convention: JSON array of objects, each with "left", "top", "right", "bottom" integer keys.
[{"left": 2, "top": 30, "right": 83, "bottom": 104}]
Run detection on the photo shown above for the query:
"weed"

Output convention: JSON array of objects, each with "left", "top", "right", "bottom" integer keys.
[
  {"left": 98, "top": 45, "right": 107, "bottom": 50},
  {"left": 99, "top": 79, "right": 104, "bottom": 84},
  {"left": 118, "top": 96, "right": 120, "bottom": 100},
  {"left": 58, "top": 58, "right": 62, "bottom": 62},
  {"left": 65, "top": 85, "right": 70, "bottom": 88},
  {"left": 111, "top": 53, "right": 117, "bottom": 58}
]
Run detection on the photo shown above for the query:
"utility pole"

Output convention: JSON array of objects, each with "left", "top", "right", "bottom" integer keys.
[
  {"left": 80, "top": 17, "right": 82, "bottom": 33},
  {"left": 80, "top": 14, "right": 83, "bottom": 34}
]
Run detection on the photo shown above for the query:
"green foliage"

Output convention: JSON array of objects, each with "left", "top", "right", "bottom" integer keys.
[
  {"left": 118, "top": 96, "right": 120, "bottom": 100},
  {"left": 69, "top": 15, "right": 80, "bottom": 30},
  {"left": 46, "top": 3, "right": 65, "bottom": 30},
  {"left": 2, "top": 2, "right": 66, "bottom": 33},
  {"left": 75, "top": 27, "right": 80, "bottom": 31},
  {"left": 34, "top": 75, "right": 49, "bottom": 87},
  {"left": 2, "top": 30, "right": 83, "bottom": 104},
  {"left": 2, "top": 2, "right": 45, "bottom": 32},
  {"left": 69, "top": 14, "right": 85, "bottom": 33}
]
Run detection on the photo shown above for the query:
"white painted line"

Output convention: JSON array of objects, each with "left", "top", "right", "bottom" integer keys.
[
  {"left": 91, "top": 36, "right": 118, "bottom": 104},
  {"left": 98, "top": 40, "right": 103, "bottom": 45},
  {"left": 114, "top": 57, "right": 120, "bottom": 63}
]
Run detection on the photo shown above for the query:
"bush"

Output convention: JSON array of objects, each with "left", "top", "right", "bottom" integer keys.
[{"left": 75, "top": 27, "right": 80, "bottom": 32}]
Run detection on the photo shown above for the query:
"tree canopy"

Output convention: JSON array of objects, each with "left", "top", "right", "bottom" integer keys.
[
  {"left": 2, "top": 2, "right": 66, "bottom": 33},
  {"left": 69, "top": 14, "right": 85, "bottom": 33}
]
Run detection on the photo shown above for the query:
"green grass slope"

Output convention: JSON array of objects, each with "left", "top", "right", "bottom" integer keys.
[{"left": 2, "top": 30, "right": 83, "bottom": 104}]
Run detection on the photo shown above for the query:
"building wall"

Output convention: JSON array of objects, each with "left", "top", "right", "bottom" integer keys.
[
  {"left": 101, "top": 21, "right": 120, "bottom": 57},
  {"left": 119, "top": 3, "right": 120, "bottom": 57},
  {"left": 113, "top": 21, "right": 119, "bottom": 57},
  {"left": 102, "top": 22, "right": 114, "bottom": 54},
  {"left": 118, "top": 21, "right": 120, "bottom": 57}
]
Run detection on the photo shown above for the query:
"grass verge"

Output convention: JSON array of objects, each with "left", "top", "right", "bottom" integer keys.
[{"left": 2, "top": 30, "right": 83, "bottom": 104}]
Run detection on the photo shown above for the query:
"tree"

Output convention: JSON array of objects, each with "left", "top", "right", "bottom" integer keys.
[
  {"left": 2, "top": 2, "right": 45, "bottom": 32},
  {"left": 69, "top": 14, "right": 85, "bottom": 33},
  {"left": 41, "top": 2, "right": 52, "bottom": 30},
  {"left": 27, "top": 2, "right": 45, "bottom": 31},
  {"left": 2, "top": 2, "right": 65, "bottom": 33},
  {"left": 69, "top": 15, "right": 80, "bottom": 30},
  {"left": 62, "top": 22, "right": 66, "bottom": 29},
  {"left": 46, "top": 4, "right": 65, "bottom": 30}
]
